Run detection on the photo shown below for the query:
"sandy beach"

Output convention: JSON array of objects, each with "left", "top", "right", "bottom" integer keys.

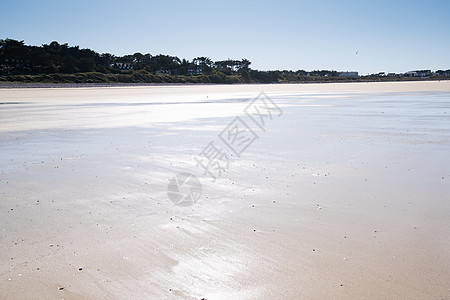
[{"left": 1, "top": 81, "right": 450, "bottom": 299}]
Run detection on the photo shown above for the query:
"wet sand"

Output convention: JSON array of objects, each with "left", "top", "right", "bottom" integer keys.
[{"left": 1, "top": 82, "right": 450, "bottom": 299}]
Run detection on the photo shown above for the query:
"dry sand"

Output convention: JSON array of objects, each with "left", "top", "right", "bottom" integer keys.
[{"left": 1, "top": 81, "right": 450, "bottom": 299}]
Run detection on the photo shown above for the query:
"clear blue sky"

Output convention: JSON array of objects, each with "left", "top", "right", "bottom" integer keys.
[{"left": 1, "top": 0, "right": 449, "bottom": 74}]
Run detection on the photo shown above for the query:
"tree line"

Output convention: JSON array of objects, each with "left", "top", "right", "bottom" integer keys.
[
  {"left": 1, "top": 39, "right": 448, "bottom": 84},
  {"left": 0, "top": 39, "right": 340, "bottom": 83},
  {"left": 0, "top": 39, "right": 253, "bottom": 76}
]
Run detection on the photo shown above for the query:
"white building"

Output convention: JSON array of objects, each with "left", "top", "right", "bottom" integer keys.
[
  {"left": 404, "top": 70, "right": 431, "bottom": 77},
  {"left": 110, "top": 62, "right": 133, "bottom": 70}
]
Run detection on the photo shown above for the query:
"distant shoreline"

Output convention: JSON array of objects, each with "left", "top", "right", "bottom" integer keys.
[
  {"left": 2, "top": 39, "right": 449, "bottom": 89},
  {"left": 0, "top": 82, "right": 203, "bottom": 89},
  {"left": 1, "top": 78, "right": 449, "bottom": 89}
]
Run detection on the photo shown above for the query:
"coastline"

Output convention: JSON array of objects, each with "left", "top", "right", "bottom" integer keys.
[{"left": 1, "top": 78, "right": 449, "bottom": 90}]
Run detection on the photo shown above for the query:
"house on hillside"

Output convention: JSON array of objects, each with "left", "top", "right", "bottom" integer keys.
[
  {"left": 187, "top": 66, "right": 202, "bottom": 75},
  {"left": 110, "top": 62, "right": 133, "bottom": 70}
]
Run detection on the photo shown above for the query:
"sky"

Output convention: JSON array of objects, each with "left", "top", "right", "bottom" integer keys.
[{"left": 1, "top": 0, "right": 449, "bottom": 74}]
